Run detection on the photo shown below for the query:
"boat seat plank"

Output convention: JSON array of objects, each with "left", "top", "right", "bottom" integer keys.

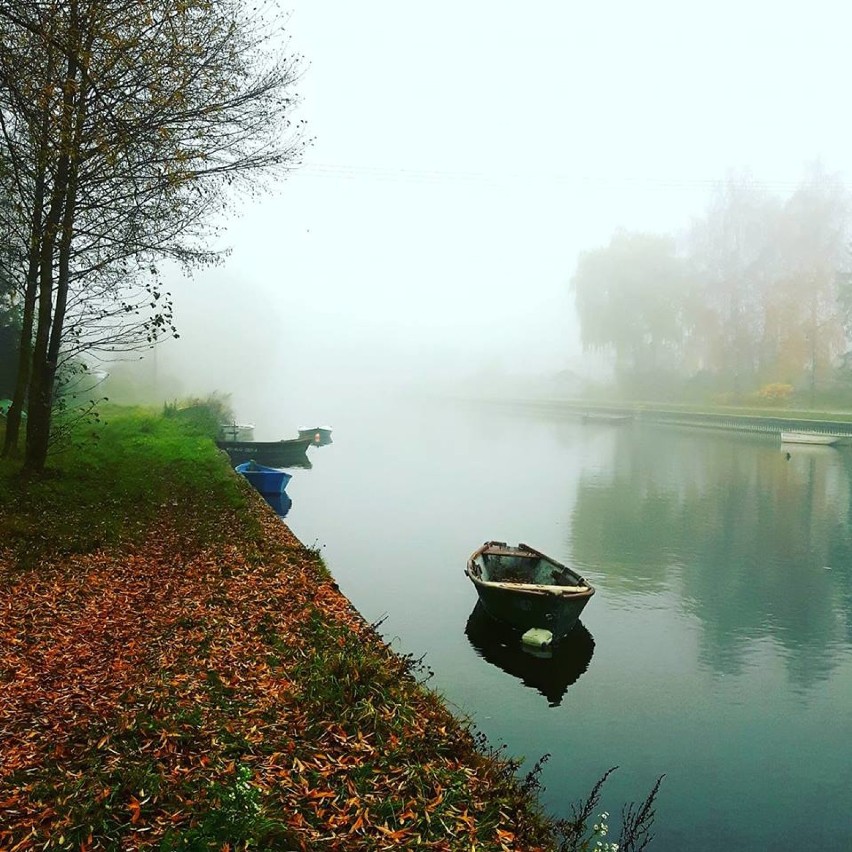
[{"left": 483, "top": 580, "right": 590, "bottom": 595}]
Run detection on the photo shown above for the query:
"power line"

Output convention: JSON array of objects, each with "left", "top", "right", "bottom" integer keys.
[{"left": 296, "top": 162, "right": 824, "bottom": 192}]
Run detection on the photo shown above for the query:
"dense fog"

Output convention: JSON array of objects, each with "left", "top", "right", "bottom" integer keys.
[{"left": 98, "top": 1, "right": 852, "bottom": 432}]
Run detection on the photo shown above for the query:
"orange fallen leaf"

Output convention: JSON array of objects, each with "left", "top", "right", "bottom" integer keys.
[{"left": 128, "top": 796, "right": 142, "bottom": 824}]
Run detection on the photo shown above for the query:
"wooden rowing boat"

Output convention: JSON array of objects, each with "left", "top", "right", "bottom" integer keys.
[
  {"left": 465, "top": 541, "right": 594, "bottom": 640},
  {"left": 216, "top": 437, "right": 313, "bottom": 467}
]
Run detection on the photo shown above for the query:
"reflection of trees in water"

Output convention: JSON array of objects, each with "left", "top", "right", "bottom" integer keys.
[
  {"left": 571, "top": 481, "right": 681, "bottom": 593},
  {"left": 832, "top": 450, "right": 852, "bottom": 648},
  {"left": 569, "top": 426, "right": 852, "bottom": 687}
]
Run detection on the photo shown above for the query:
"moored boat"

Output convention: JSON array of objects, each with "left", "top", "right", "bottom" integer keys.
[
  {"left": 298, "top": 426, "right": 333, "bottom": 446},
  {"left": 465, "top": 541, "right": 595, "bottom": 640},
  {"left": 235, "top": 460, "right": 292, "bottom": 495},
  {"left": 780, "top": 431, "right": 840, "bottom": 446},
  {"left": 581, "top": 412, "right": 633, "bottom": 424},
  {"left": 219, "top": 422, "right": 255, "bottom": 442},
  {"left": 216, "top": 437, "right": 313, "bottom": 467}
]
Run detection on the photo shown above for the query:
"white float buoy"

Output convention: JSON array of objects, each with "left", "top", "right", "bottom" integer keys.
[{"left": 521, "top": 627, "right": 553, "bottom": 649}]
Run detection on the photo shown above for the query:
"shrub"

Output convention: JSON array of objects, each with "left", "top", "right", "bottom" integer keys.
[
  {"left": 755, "top": 383, "right": 794, "bottom": 404},
  {"left": 163, "top": 393, "right": 233, "bottom": 438}
]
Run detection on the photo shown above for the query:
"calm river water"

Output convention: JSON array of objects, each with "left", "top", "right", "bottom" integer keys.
[{"left": 279, "top": 396, "right": 852, "bottom": 851}]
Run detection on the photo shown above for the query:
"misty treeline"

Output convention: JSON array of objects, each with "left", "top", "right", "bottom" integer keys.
[
  {"left": 572, "top": 167, "right": 852, "bottom": 405},
  {"left": 0, "top": 0, "right": 304, "bottom": 471}
]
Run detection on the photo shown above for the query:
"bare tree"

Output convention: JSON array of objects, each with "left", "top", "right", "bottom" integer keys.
[
  {"left": 0, "top": 0, "right": 305, "bottom": 469},
  {"left": 686, "top": 173, "right": 781, "bottom": 394},
  {"left": 774, "top": 164, "right": 850, "bottom": 405}
]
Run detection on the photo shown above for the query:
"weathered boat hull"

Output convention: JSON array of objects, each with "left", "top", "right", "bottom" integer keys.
[
  {"left": 468, "top": 577, "right": 593, "bottom": 638},
  {"left": 466, "top": 541, "right": 595, "bottom": 641},
  {"left": 216, "top": 438, "right": 313, "bottom": 468}
]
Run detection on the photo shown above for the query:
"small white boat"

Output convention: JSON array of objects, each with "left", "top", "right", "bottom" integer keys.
[
  {"left": 297, "top": 426, "right": 333, "bottom": 446},
  {"left": 220, "top": 422, "right": 255, "bottom": 442},
  {"left": 780, "top": 431, "right": 840, "bottom": 446}
]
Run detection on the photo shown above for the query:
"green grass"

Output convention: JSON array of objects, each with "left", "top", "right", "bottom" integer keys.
[{"left": 0, "top": 404, "right": 255, "bottom": 566}]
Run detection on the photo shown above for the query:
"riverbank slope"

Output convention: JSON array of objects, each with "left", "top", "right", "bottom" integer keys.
[{"left": 0, "top": 408, "right": 557, "bottom": 850}]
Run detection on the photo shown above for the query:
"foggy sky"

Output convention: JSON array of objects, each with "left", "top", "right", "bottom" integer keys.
[{"left": 155, "top": 0, "right": 852, "bottom": 430}]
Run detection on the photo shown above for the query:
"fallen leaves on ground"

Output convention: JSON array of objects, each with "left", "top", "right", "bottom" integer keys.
[{"left": 0, "top": 489, "right": 551, "bottom": 850}]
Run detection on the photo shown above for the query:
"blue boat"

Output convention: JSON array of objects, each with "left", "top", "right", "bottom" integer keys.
[{"left": 235, "top": 460, "right": 292, "bottom": 495}]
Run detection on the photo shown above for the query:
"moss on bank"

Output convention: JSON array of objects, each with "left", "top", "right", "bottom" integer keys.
[{"left": 0, "top": 408, "right": 560, "bottom": 850}]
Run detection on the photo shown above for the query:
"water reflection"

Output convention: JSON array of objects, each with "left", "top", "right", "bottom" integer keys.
[
  {"left": 285, "top": 457, "right": 313, "bottom": 470},
  {"left": 282, "top": 403, "right": 852, "bottom": 851},
  {"left": 569, "top": 426, "right": 852, "bottom": 689},
  {"left": 464, "top": 602, "right": 595, "bottom": 707},
  {"left": 261, "top": 491, "right": 293, "bottom": 518}
]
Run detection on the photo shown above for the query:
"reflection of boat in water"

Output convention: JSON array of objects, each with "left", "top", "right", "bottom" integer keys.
[
  {"left": 780, "top": 431, "right": 841, "bottom": 446},
  {"left": 216, "top": 437, "right": 313, "bottom": 468},
  {"left": 465, "top": 541, "right": 595, "bottom": 640},
  {"left": 298, "top": 426, "right": 333, "bottom": 446},
  {"left": 261, "top": 491, "right": 292, "bottom": 517},
  {"left": 465, "top": 602, "right": 595, "bottom": 707}
]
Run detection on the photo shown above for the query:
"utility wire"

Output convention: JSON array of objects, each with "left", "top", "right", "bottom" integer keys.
[{"left": 295, "top": 162, "right": 822, "bottom": 192}]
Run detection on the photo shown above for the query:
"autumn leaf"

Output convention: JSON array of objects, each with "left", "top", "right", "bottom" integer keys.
[
  {"left": 0, "top": 461, "right": 554, "bottom": 850},
  {"left": 128, "top": 796, "right": 142, "bottom": 825}
]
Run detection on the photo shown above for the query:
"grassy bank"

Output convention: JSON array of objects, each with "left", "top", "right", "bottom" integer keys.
[{"left": 0, "top": 407, "right": 575, "bottom": 850}]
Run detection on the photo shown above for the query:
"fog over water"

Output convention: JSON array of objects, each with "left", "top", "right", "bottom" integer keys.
[
  {"left": 80, "top": 6, "right": 852, "bottom": 845},
  {"left": 118, "top": 0, "right": 852, "bottom": 429}
]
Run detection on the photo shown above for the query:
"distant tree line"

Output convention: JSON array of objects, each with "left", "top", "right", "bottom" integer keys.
[
  {"left": 0, "top": 0, "right": 304, "bottom": 471},
  {"left": 571, "top": 166, "right": 852, "bottom": 404}
]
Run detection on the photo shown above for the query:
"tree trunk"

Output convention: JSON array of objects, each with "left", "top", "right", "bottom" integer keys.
[
  {"left": 3, "top": 266, "right": 37, "bottom": 458},
  {"left": 1, "top": 50, "right": 53, "bottom": 459},
  {"left": 23, "top": 28, "right": 79, "bottom": 473},
  {"left": 23, "top": 361, "right": 55, "bottom": 472},
  {"left": 809, "top": 292, "right": 818, "bottom": 410},
  {"left": 24, "top": 231, "right": 58, "bottom": 472}
]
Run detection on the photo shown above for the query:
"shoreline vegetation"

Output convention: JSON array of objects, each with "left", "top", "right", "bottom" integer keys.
[
  {"left": 467, "top": 396, "right": 852, "bottom": 436},
  {"left": 0, "top": 404, "right": 661, "bottom": 851},
  {"left": 471, "top": 394, "right": 852, "bottom": 419}
]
